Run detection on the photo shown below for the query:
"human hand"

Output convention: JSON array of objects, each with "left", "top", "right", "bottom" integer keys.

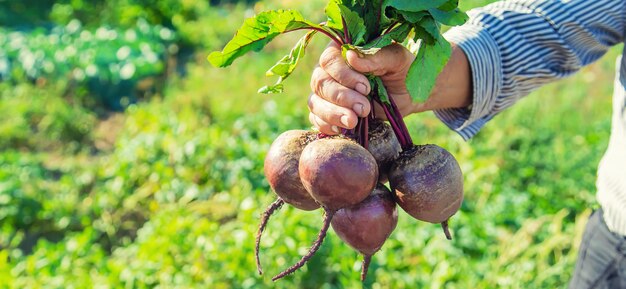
[
  {"left": 308, "top": 42, "right": 472, "bottom": 135},
  {"left": 308, "top": 42, "right": 420, "bottom": 135}
]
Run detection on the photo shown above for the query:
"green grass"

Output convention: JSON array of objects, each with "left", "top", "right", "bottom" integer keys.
[{"left": 0, "top": 0, "right": 622, "bottom": 288}]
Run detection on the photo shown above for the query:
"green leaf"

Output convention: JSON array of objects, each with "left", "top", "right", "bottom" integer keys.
[
  {"left": 341, "top": 0, "right": 387, "bottom": 43},
  {"left": 260, "top": 31, "right": 316, "bottom": 94},
  {"left": 266, "top": 31, "right": 315, "bottom": 77},
  {"left": 369, "top": 76, "right": 390, "bottom": 104},
  {"left": 428, "top": 8, "right": 468, "bottom": 26},
  {"left": 406, "top": 27, "right": 452, "bottom": 103},
  {"left": 325, "top": 0, "right": 343, "bottom": 31},
  {"left": 397, "top": 10, "right": 428, "bottom": 24},
  {"left": 417, "top": 16, "right": 440, "bottom": 43},
  {"left": 208, "top": 10, "right": 319, "bottom": 67},
  {"left": 362, "top": 23, "right": 411, "bottom": 50},
  {"left": 437, "top": 0, "right": 460, "bottom": 11},
  {"left": 412, "top": 24, "right": 434, "bottom": 44},
  {"left": 258, "top": 84, "right": 284, "bottom": 94},
  {"left": 338, "top": 4, "right": 367, "bottom": 45},
  {"left": 384, "top": 0, "right": 449, "bottom": 12}
]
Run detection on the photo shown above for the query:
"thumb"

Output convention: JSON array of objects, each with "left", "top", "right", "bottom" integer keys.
[{"left": 345, "top": 44, "right": 413, "bottom": 76}]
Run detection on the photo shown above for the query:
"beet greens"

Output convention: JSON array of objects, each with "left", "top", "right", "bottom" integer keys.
[{"left": 209, "top": 0, "right": 468, "bottom": 101}]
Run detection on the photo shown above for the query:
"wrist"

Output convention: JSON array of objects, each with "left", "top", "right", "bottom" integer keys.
[{"left": 411, "top": 44, "right": 472, "bottom": 114}]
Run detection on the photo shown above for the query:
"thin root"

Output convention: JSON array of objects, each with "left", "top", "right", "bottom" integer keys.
[
  {"left": 272, "top": 209, "right": 335, "bottom": 281},
  {"left": 255, "top": 198, "right": 285, "bottom": 275},
  {"left": 441, "top": 220, "right": 452, "bottom": 240},
  {"left": 361, "top": 255, "right": 372, "bottom": 282}
]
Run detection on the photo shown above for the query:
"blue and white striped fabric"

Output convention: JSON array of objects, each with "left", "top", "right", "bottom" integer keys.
[{"left": 437, "top": 0, "right": 626, "bottom": 235}]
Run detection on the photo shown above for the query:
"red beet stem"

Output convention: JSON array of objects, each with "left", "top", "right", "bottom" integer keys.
[
  {"left": 341, "top": 16, "right": 352, "bottom": 44},
  {"left": 371, "top": 80, "right": 412, "bottom": 150},
  {"left": 291, "top": 27, "right": 343, "bottom": 47},
  {"left": 355, "top": 117, "right": 364, "bottom": 144},
  {"left": 387, "top": 92, "right": 413, "bottom": 147},
  {"left": 272, "top": 209, "right": 336, "bottom": 281},
  {"left": 361, "top": 255, "right": 372, "bottom": 282},
  {"left": 255, "top": 198, "right": 285, "bottom": 275},
  {"left": 375, "top": 98, "right": 409, "bottom": 149},
  {"left": 318, "top": 133, "right": 333, "bottom": 139},
  {"left": 441, "top": 220, "right": 452, "bottom": 240},
  {"left": 359, "top": 116, "right": 369, "bottom": 150}
]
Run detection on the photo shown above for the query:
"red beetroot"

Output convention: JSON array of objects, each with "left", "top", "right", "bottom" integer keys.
[
  {"left": 264, "top": 130, "right": 319, "bottom": 210},
  {"left": 367, "top": 119, "right": 401, "bottom": 183},
  {"left": 299, "top": 137, "right": 378, "bottom": 211},
  {"left": 331, "top": 184, "right": 398, "bottom": 281},
  {"left": 271, "top": 137, "right": 379, "bottom": 281},
  {"left": 388, "top": 144, "right": 463, "bottom": 239},
  {"left": 257, "top": 130, "right": 319, "bottom": 275}
]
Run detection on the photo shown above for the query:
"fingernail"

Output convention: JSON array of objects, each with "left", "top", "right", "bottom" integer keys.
[
  {"left": 340, "top": 115, "right": 350, "bottom": 127},
  {"left": 331, "top": 125, "right": 340, "bottom": 134},
  {"left": 353, "top": 103, "right": 364, "bottom": 117},
  {"left": 355, "top": 83, "right": 368, "bottom": 95}
]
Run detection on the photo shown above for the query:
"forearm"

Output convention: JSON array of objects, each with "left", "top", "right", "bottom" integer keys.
[
  {"left": 414, "top": 45, "right": 473, "bottom": 114},
  {"left": 430, "top": 0, "right": 625, "bottom": 140}
]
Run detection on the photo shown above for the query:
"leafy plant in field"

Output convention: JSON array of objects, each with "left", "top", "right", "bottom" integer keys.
[
  {"left": 49, "top": 0, "right": 254, "bottom": 49},
  {"left": 0, "top": 83, "right": 97, "bottom": 151},
  {"left": 0, "top": 21, "right": 175, "bottom": 109}
]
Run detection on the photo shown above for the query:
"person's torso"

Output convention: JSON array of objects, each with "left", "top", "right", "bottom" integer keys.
[{"left": 596, "top": 51, "right": 626, "bottom": 236}]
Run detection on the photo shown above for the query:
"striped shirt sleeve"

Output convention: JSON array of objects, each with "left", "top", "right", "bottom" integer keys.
[{"left": 435, "top": 0, "right": 626, "bottom": 140}]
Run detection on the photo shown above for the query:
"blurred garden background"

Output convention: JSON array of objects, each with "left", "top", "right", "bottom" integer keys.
[{"left": 0, "top": 0, "right": 620, "bottom": 288}]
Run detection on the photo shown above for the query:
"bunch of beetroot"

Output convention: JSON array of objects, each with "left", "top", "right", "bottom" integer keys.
[
  {"left": 258, "top": 99, "right": 462, "bottom": 281},
  {"left": 209, "top": 0, "right": 468, "bottom": 282}
]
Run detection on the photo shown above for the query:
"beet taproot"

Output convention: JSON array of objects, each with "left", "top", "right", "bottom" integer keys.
[
  {"left": 264, "top": 130, "right": 319, "bottom": 210},
  {"left": 388, "top": 144, "right": 463, "bottom": 239},
  {"left": 256, "top": 130, "right": 320, "bottom": 275},
  {"left": 298, "top": 137, "right": 378, "bottom": 211},
  {"left": 331, "top": 184, "right": 398, "bottom": 281},
  {"left": 271, "top": 137, "right": 379, "bottom": 281}
]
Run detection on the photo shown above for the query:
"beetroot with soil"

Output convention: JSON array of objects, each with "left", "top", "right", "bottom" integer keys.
[
  {"left": 388, "top": 144, "right": 463, "bottom": 239},
  {"left": 299, "top": 137, "right": 378, "bottom": 211},
  {"left": 331, "top": 184, "right": 398, "bottom": 281},
  {"left": 264, "top": 130, "right": 319, "bottom": 210},
  {"left": 209, "top": 0, "right": 468, "bottom": 282},
  {"left": 256, "top": 130, "right": 319, "bottom": 275},
  {"left": 270, "top": 137, "right": 379, "bottom": 281}
]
